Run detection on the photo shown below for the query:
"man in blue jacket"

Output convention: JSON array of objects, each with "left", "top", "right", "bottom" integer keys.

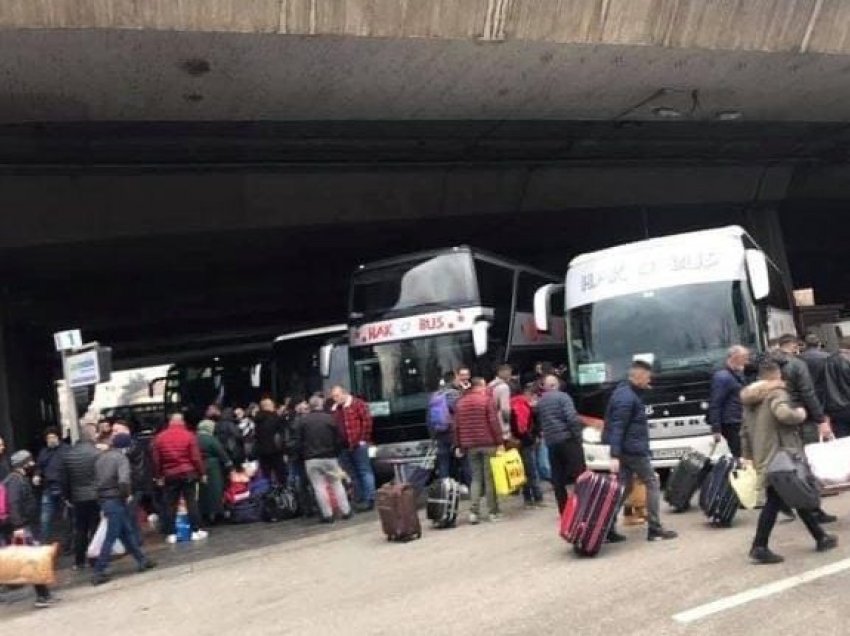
[
  {"left": 606, "top": 361, "right": 677, "bottom": 543},
  {"left": 709, "top": 346, "right": 749, "bottom": 458}
]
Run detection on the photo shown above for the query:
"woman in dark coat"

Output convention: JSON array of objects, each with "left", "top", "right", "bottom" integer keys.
[{"left": 196, "top": 420, "right": 232, "bottom": 524}]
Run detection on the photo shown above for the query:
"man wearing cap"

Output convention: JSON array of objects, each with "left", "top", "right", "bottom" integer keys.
[
  {"left": 1, "top": 450, "right": 58, "bottom": 608},
  {"left": 91, "top": 433, "right": 156, "bottom": 586}
]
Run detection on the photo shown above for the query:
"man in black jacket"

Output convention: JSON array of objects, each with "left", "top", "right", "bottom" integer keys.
[
  {"left": 800, "top": 334, "right": 830, "bottom": 411},
  {"left": 61, "top": 423, "right": 101, "bottom": 570},
  {"left": 293, "top": 396, "right": 351, "bottom": 523},
  {"left": 2, "top": 450, "right": 57, "bottom": 608},
  {"left": 824, "top": 338, "right": 850, "bottom": 438},
  {"left": 254, "top": 398, "right": 287, "bottom": 485}
]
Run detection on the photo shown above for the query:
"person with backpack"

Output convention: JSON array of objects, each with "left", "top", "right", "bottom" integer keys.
[
  {"left": 511, "top": 381, "right": 543, "bottom": 507},
  {"left": 1, "top": 450, "right": 58, "bottom": 608},
  {"left": 427, "top": 373, "right": 455, "bottom": 480}
]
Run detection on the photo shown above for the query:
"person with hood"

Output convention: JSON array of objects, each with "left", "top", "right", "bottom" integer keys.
[
  {"left": 740, "top": 359, "right": 837, "bottom": 564},
  {"left": 196, "top": 420, "right": 233, "bottom": 525},
  {"left": 1, "top": 450, "right": 58, "bottom": 608}
]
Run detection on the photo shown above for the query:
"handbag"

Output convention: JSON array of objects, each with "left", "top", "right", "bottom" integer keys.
[
  {"left": 0, "top": 542, "right": 58, "bottom": 586},
  {"left": 490, "top": 448, "right": 527, "bottom": 497},
  {"left": 804, "top": 436, "right": 850, "bottom": 489},
  {"left": 729, "top": 463, "right": 759, "bottom": 510},
  {"left": 767, "top": 448, "right": 821, "bottom": 511}
]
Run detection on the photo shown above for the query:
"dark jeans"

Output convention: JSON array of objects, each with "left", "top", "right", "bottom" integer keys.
[
  {"left": 339, "top": 445, "right": 376, "bottom": 505},
  {"left": 753, "top": 486, "right": 825, "bottom": 548},
  {"left": 435, "top": 432, "right": 454, "bottom": 480},
  {"left": 548, "top": 438, "right": 586, "bottom": 513},
  {"left": 162, "top": 477, "right": 202, "bottom": 536},
  {"left": 616, "top": 454, "right": 662, "bottom": 532},
  {"left": 39, "top": 490, "right": 64, "bottom": 544},
  {"left": 72, "top": 500, "right": 100, "bottom": 567},
  {"left": 94, "top": 498, "right": 147, "bottom": 574},
  {"left": 127, "top": 491, "right": 148, "bottom": 547},
  {"left": 258, "top": 453, "right": 287, "bottom": 485},
  {"left": 721, "top": 422, "right": 742, "bottom": 458},
  {"left": 519, "top": 444, "right": 543, "bottom": 503}
]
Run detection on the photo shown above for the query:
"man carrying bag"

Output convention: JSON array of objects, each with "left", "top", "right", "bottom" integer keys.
[{"left": 740, "top": 359, "right": 837, "bottom": 565}]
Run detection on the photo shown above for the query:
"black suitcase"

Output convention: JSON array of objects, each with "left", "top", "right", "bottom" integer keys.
[
  {"left": 426, "top": 478, "right": 460, "bottom": 529},
  {"left": 699, "top": 456, "right": 739, "bottom": 526},
  {"left": 262, "top": 486, "right": 301, "bottom": 522},
  {"left": 665, "top": 450, "right": 711, "bottom": 512}
]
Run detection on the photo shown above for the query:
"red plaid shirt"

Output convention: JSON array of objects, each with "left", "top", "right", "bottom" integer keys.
[{"left": 333, "top": 397, "right": 373, "bottom": 448}]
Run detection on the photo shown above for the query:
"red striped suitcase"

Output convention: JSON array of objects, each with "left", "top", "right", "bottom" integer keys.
[{"left": 559, "top": 471, "right": 622, "bottom": 557}]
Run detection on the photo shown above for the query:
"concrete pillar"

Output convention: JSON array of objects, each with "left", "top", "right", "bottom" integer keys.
[{"left": 746, "top": 206, "right": 794, "bottom": 289}]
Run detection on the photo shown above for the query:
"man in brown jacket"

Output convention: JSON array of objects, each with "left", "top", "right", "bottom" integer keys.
[
  {"left": 741, "top": 360, "right": 837, "bottom": 564},
  {"left": 454, "top": 377, "right": 503, "bottom": 524}
]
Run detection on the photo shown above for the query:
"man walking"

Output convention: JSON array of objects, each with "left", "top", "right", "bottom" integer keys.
[
  {"left": 741, "top": 360, "right": 837, "bottom": 564},
  {"left": 91, "top": 433, "right": 156, "bottom": 585},
  {"left": 61, "top": 423, "right": 101, "bottom": 571},
  {"left": 800, "top": 334, "right": 830, "bottom": 409},
  {"left": 454, "top": 377, "right": 503, "bottom": 524},
  {"left": 709, "top": 346, "right": 749, "bottom": 457},
  {"left": 606, "top": 361, "right": 677, "bottom": 543},
  {"left": 488, "top": 364, "right": 513, "bottom": 441},
  {"left": 152, "top": 413, "right": 207, "bottom": 543},
  {"left": 293, "top": 395, "right": 352, "bottom": 523},
  {"left": 537, "top": 375, "right": 584, "bottom": 513},
  {"left": 331, "top": 385, "right": 376, "bottom": 511},
  {"left": 824, "top": 337, "right": 850, "bottom": 437}
]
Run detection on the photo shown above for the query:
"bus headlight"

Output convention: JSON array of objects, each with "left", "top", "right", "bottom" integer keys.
[{"left": 583, "top": 426, "right": 602, "bottom": 444}]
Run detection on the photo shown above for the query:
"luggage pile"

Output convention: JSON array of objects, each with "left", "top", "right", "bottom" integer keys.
[{"left": 665, "top": 449, "right": 741, "bottom": 527}]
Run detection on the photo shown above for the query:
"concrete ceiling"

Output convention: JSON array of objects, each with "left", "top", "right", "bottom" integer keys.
[{"left": 2, "top": 27, "right": 850, "bottom": 123}]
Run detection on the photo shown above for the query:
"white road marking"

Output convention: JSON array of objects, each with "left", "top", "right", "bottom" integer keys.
[{"left": 672, "top": 557, "right": 850, "bottom": 624}]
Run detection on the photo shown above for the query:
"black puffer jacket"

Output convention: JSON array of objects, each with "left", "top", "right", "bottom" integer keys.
[
  {"left": 127, "top": 431, "right": 155, "bottom": 494},
  {"left": 62, "top": 440, "right": 99, "bottom": 503},
  {"left": 3, "top": 471, "right": 38, "bottom": 530},
  {"left": 775, "top": 351, "right": 825, "bottom": 424},
  {"left": 254, "top": 411, "right": 283, "bottom": 456},
  {"left": 825, "top": 352, "right": 850, "bottom": 415}
]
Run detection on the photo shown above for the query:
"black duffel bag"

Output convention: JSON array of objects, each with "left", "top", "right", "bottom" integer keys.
[{"left": 767, "top": 448, "right": 820, "bottom": 511}]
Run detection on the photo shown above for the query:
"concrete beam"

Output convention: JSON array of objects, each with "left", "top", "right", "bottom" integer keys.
[{"left": 2, "top": 0, "right": 850, "bottom": 54}]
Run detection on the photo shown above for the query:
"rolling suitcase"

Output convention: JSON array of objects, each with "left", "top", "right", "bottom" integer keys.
[
  {"left": 560, "top": 471, "right": 622, "bottom": 557},
  {"left": 426, "top": 478, "right": 460, "bottom": 529},
  {"left": 377, "top": 483, "right": 421, "bottom": 542},
  {"left": 665, "top": 450, "right": 711, "bottom": 512},
  {"left": 698, "top": 456, "right": 739, "bottom": 527}
]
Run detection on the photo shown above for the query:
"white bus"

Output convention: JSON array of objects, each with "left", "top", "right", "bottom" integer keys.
[{"left": 535, "top": 225, "right": 795, "bottom": 470}]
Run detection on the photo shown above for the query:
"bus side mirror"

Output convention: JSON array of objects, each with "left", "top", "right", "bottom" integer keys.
[
  {"left": 148, "top": 377, "right": 166, "bottom": 398},
  {"left": 319, "top": 344, "right": 334, "bottom": 378},
  {"left": 472, "top": 320, "right": 490, "bottom": 357},
  {"left": 534, "top": 284, "right": 564, "bottom": 332},
  {"left": 745, "top": 249, "right": 770, "bottom": 301}
]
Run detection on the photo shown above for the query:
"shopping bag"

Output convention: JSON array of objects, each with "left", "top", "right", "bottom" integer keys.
[
  {"left": 805, "top": 437, "right": 850, "bottom": 489},
  {"left": 729, "top": 463, "right": 759, "bottom": 510},
  {"left": 490, "top": 448, "right": 526, "bottom": 496},
  {"left": 0, "top": 543, "right": 58, "bottom": 586},
  {"left": 86, "top": 516, "right": 127, "bottom": 560}
]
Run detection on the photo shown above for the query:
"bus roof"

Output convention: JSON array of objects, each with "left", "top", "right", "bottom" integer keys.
[
  {"left": 273, "top": 324, "right": 347, "bottom": 343},
  {"left": 569, "top": 225, "right": 750, "bottom": 268}
]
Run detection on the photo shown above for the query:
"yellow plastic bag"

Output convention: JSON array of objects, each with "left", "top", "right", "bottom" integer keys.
[
  {"left": 490, "top": 448, "right": 527, "bottom": 496},
  {"left": 730, "top": 463, "right": 759, "bottom": 510}
]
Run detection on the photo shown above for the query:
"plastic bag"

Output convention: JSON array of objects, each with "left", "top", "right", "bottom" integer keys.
[
  {"left": 490, "top": 448, "right": 527, "bottom": 496},
  {"left": 86, "top": 516, "right": 127, "bottom": 560},
  {"left": 729, "top": 463, "right": 759, "bottom": 510},
  {"left": 805, "top": 437, "right": 850, "bottom": 488}
]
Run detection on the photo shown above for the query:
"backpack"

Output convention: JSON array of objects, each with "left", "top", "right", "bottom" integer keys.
[
  {"left": 0, "top": 477, "right": 8, "bottom": 525},
  {"left": 427, "top": 392, "right": 452, "bottom": 434},
  {"left": 262, "top": 486, "right": 301, "bottom": 522}
]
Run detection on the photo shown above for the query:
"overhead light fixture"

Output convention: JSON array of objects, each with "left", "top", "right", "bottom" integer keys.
[
  {"left": 651, "top": 106, "right": 683, "bottom": 119},
  {"left": 715, "top": 110, "right": 743, "bottom": 122}
]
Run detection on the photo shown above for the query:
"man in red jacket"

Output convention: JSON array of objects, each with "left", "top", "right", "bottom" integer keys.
[
  {"left": 152, "top": 413, "right": 207, "bottom": 543},
  {"left": 454, "top": 377, "right": 503, "bottom": 524},
  {"left": 331, "top": 385, "right": 376, "bottom": 511}
]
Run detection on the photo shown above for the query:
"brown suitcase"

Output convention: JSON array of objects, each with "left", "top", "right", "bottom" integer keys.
[{"left": 377, "top": 483, "right": 421, "bottom": 542}]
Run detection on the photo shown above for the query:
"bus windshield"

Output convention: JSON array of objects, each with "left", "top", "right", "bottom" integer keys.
[
  {"left": 351, "top": 252, "right": 478, "bottom": 318},
  {"left": 350, "top": 333, "right": 477, "bottom": 416},
  {"left": 568, "top": 280, "right": 757, "bottom": 385}
]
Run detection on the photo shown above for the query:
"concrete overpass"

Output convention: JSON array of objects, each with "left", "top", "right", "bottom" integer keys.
[{"left": 1, "top": 1, "right": 850, "bottom": 449}]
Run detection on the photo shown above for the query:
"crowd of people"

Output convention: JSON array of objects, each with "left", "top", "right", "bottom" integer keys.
[{"left": 4, "top": 332, "right": 850, "bottom": 608}]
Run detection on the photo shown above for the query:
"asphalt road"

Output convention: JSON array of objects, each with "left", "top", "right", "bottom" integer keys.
[{"left": 3, "top": 492, "right": 850, "bottom": 635}]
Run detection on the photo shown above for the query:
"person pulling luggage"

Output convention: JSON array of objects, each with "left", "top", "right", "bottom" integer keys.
[
  {"left": 740, "top": 359, "right": 837, "bottom": 564},
  {"left": 606, "top": 361, "right": 677, "bottom": 543}
]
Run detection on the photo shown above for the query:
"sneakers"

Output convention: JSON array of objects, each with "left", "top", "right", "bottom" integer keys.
[
  {"left": 34, "top": 596, "right": 58, "bottom": 609},
  {"left": 91, "top": 572, "right": 112, "bottom": 586},
  {"left": 606, "top": 531, "right": 627, "bottom": 544},
  {"left": 137, "top": 560, "right": 157, "bottom": 573},
  {"left": 647, "top": 527, "right": 678, "bottom": 542},
  {"left": 817, "top": 534, "right": 839, "bottom": 553},
  {"left": 165, "top": 534, "right": 177, "bottom": 544},
  {"left": 458, "top": 485, "right": 470, "bottom": 497},
  {"left": 468, "top": 512, "right": 480, "bottom": 525},
  {"left": 750, "top": 546, "right": 785, "bottom": 564},
  {"left": 191, "top": 530, "right": 209, "bottom": 541}
]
